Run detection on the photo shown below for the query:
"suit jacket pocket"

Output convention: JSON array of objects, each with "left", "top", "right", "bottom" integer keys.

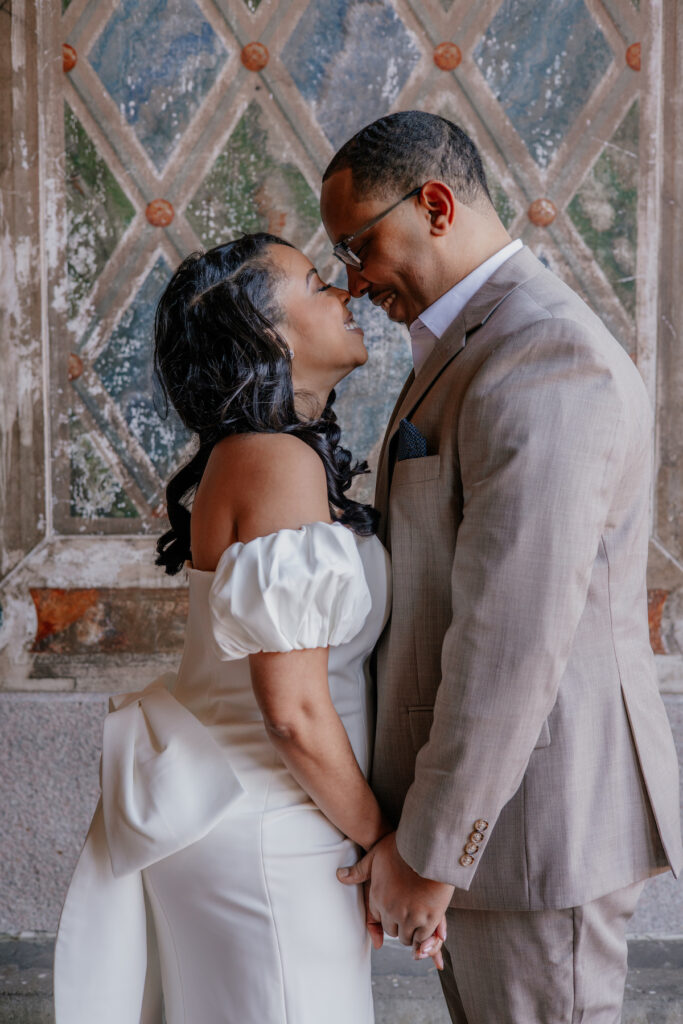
[
  {"left": 393, "top": 455, "right": 441, "bottom": 485},
  {"left": 407, "top": 706, "right": 434, "bottom": 753}
]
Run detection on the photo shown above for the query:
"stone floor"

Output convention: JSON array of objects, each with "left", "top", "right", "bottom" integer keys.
[
  {"left": 372, "top": 939, "right": 683, "bottom": 1024},
  {"left": 1, "top": 935, "right": 681, "bottom": 1023}
]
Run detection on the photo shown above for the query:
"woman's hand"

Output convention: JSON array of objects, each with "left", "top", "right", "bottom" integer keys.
[
  {"left": 359, "top": 852, "right": 446, "bottom": 968},
  {"left": 414, "top": 916, "right": 447, "bottom": 970}
]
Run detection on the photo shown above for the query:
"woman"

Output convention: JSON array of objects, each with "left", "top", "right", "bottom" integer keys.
[{"left": 54, "top": 233, "right": 443, "bottom": 1024}]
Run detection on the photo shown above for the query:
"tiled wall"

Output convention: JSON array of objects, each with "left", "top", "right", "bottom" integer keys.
[
  {"left": 1, "top": 0, "right": 680, "bottom": 934},
  {"left": 56, "top": 0, "right": 646, "bottom": 531}
]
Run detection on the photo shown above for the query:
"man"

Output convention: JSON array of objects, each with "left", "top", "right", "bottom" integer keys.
[{"left": 320, "top": 111, "right": 682, "bottom": 1022}]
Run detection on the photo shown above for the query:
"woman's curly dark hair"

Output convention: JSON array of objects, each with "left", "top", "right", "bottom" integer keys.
[{"left": 153, "top": 232, "right": 378, "bottom": 575}]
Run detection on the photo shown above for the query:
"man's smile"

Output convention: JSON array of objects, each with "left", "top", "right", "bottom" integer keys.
[{"left": 369, "top": 288, "right": 398, "bottom": 314}]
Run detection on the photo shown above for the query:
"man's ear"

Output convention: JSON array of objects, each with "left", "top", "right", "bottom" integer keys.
[{"left": 419, "top": 181, "right": 456, "bottom": 235}]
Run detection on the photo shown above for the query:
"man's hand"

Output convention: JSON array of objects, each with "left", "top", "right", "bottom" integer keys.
[
  {"left": 362, "top": 880, "right": 384, "bottom": 950},
  {"left": 337, "top": 831, "right": 454, "bottom": 948}
]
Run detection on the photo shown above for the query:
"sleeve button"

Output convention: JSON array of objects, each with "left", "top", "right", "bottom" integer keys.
[
  {"left": 464, "top": 842, "right": 479, "bottom": 855},
  {"left": 459, "top": 854, "right": 474, "bottom": 867},
  {"left": 474, "top": 819, "right": 489, "bottom": 832},
  {"left": 470, "top": 831, "right": 484, "bottom": 844}
]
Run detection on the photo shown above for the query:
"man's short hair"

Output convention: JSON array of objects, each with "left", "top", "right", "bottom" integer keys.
[{"left": 323, "top": 110, "right": 492, "bottom": 207}]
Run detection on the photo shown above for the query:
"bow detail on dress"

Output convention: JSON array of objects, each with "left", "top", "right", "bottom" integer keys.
[
  {"left": 102, "top": 674, "right": 244, "bottom": 877},
  {"left": 54, "top": 674, "right": 245, "bottom": 1024}
]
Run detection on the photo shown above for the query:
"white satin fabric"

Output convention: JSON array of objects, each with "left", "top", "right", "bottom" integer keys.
[
  {"left": 209, "top": 520, "right": 373, "bottom": 658},
  {"left": 54, "top": 522, "right": 391, "bottom": 1024}
]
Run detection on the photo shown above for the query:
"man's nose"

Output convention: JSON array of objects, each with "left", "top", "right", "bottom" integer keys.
[{"left": 346, "top": 265, "right": 369, "bottom": 298}]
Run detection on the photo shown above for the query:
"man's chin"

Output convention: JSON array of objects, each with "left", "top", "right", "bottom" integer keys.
[{"left": 384, "top": 299, "right": 408, "bottom": 325}]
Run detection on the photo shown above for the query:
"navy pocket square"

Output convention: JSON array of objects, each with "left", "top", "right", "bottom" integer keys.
[{"left": 397, "top": 418, "right": 428, "bottom": 461}]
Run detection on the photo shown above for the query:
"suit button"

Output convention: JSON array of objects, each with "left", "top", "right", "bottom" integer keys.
[
  {"left": 464, "top": 842, "right": 479, "bottom": 856},
  {"left": 470, "top": 831, "right": 484, "bottom": 844},
  {"left": 459, "top": 854, "right": 474, "bottom": 867},
  {"left": 474, "top": 819, "right": 489, "bottom": 832}
]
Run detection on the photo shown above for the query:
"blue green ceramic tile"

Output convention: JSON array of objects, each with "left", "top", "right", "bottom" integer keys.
[
  {"left": 90, "top": 0, "right": 228, "bottom": 171},
  {"left": 64, "top": 104, "right": 135, "bottom": 324},
  {"left": 69, "top": 413, "right": 139, "bottom": 518},
  {"left": 282, "top": 0, "right": 421, "bottom": 149},
  {"left": 568, "top": 101, "right": 639, "bottom": 317},
  {"left": 186, "top": 101, "right": 320, "bottom": 250},
  {"left": 94, "top": 258, "right": 191, "bottom": 479},
  {"left": 474, "top": 0, "right": 613, "bottom": 168}
]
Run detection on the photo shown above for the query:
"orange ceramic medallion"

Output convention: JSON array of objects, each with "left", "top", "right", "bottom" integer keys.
[
  {"left": 241, "top": 42, "right": 269, "bottom": 72},
  {"left": 63, "top": 43, "right": 77, "bottom": 73},
  {"left": 145, "top": 199, "right": 175, "bottom": 227},
  {"left": 67, "top": 353, "right": 84, "bottom": 381},
  {"left": 434, "top": 42, "right": 462, "bottom": 71},
  {"left": 528, "top": 198, "right": 557, "bottom": 227},
  {"left": 626, "top": 42, "right": 641, "bottom": 71}
]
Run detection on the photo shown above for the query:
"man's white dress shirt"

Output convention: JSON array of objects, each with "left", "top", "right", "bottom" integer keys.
[{"left": 409, "top": 239, "right": 523, "bottom": 376}]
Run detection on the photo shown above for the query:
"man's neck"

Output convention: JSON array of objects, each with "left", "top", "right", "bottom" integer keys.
[{"left": 416, "top": 230, "right": 514, "bottom": 320}]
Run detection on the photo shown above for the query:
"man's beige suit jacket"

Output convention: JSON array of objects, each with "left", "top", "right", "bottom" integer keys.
[{"left": 372, "top": 246, "right": 682, "bottom": 912}]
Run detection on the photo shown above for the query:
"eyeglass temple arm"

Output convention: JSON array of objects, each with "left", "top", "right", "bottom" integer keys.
[{"left": 343, "top": 185, "right": 423, "bottom": 244}]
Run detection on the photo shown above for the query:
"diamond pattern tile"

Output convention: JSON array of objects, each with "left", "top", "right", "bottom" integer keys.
[
  {"left": 568, "top": 101, "right": 639, "bottom": 317},
  {"left": 94, "top": 258, "right": 191, "bottom": 479},
  {"left": 69, "top": 413, "right": 138, "bottom": 518},
  {"left": 89, "top": 0, "right": 228, "bottom": 171},
  {"left": 58, "top": 0, "right": 647, "bottom": 533},
  {"left": 474, "top": 0, "right": 613, "bottom": 168},
  {"left": 65, "top": 103, "right": 135, "bottom": 323},
  {"left": 282, "top": 0, "right": 421, "bottom": 149},
  {"left": 186, "top": 101, "right": 320, "bottom": 250}
]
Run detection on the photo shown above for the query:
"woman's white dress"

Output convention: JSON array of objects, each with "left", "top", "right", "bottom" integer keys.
[{"left": 53, "top": 522, "right": 391, "bottom": 1024}]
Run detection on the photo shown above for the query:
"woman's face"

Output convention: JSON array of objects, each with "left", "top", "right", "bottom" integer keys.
[{"left": 266, "top": 244, "right": 367, "bottom": 402}]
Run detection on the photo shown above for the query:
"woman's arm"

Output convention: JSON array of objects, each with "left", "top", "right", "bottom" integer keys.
[
  {"left": 192, "top": 432, "right": 391, "bottom": 848},
  {"left": 249, "top": 646, "right": 391, "bottom": 850}
]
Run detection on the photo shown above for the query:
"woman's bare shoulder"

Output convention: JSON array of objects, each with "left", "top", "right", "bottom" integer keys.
[
  {"left": 194, "top": 433, "right": 331, "bottom": 558},
  {"left": 210, "top": 434, "right": 327, "bottom": 494}
]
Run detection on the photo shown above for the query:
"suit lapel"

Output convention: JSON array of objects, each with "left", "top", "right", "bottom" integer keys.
[
  {"left": 374, "top": 315, "right": 468, "bottom": 537},
  {"left": 374, "top": 369, "right": 414, "bottom": 532},
  {"left": 373, "top": 246, "right": 545, "bottom": 537}
]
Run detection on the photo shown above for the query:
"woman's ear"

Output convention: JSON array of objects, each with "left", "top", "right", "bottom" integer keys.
[{"left": 420, "top": 180, "right": 456, "bottom": 236}]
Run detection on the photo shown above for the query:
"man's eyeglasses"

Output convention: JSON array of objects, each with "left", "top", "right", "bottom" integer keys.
[{"left": 332, "top": 185, "right": 424, "bottom": 271}]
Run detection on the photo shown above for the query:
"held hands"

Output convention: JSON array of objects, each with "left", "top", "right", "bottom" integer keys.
[
  {"left": 337, "top": 832, "right": 454, "bottom": 969},
  {"left": 357, "top": 872, "right": 447, "bottom": 969}
]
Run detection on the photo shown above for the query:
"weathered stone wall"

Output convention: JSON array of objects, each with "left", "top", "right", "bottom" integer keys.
[{"left": 1, "top": 0, "right": 681, "bottom": 937}]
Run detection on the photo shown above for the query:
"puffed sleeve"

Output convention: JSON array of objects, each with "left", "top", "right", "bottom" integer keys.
[{"left": 209, "top": 521, "right": 372, "bottom": 659}]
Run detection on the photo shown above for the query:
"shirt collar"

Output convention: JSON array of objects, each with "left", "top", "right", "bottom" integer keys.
[{"left": 409, "top": 239, "right": 523, "bottom": 375}]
